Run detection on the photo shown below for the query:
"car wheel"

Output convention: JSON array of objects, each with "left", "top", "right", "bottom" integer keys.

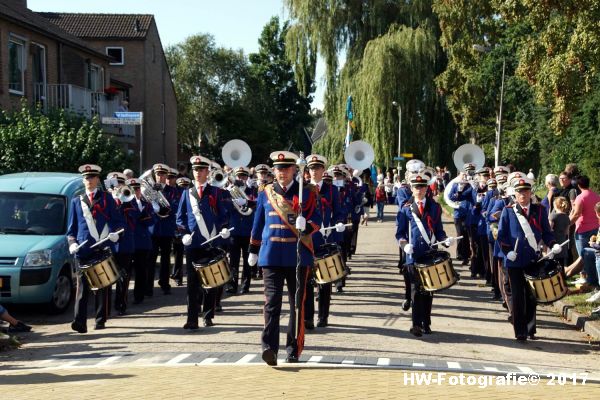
[{"left": 48, "top": 268, "right": 73, "bottom": 314}]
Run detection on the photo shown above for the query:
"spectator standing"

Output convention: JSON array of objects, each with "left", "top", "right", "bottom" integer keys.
[
  {"left": 549, "top": 197, "right": 570, "bottom": 266},
  {"left": 541, "top": 174, "right": 561, "bottom": 213},
  {"left": 570, "top": 176, "right": 600, "bottom": 288},
  {"left": 384, "top": 172, "right": 394, "bottom": 204},
  {"left": 375, "top": 182, "right": 386, "bottom": 222}
]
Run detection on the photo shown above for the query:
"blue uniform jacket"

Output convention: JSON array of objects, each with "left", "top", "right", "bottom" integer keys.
[
  {"left": 133, "top": 198, "right": 156, "bottom": 251},
  {"left": 449, "top": 182, "right": 472, "bottom": 220},
  {"left": 488, "top": 197, "right": 510, "bottom": 257},
  {"left": 67, "top": 190, "right": 124, "bottom": 261},
  {"left": 497, "top": 203, "right": 556, "bottom": 268},
  {"left": 153, "top": 184, "right": 178, "bottom": 237},
  {"left": 115, "top": 199, "right": 139, "bottom": 254},
  {"left": 249, "top": 181, "right": 322, "bottom": 268},
  {"left": 395, "top": 186, "right": 412, "bottom": 207},
  {"left": 395, "top": 199, "right": 447, "bottom": 264},
  {"left": 313, "top": 182, "right": 344, "bottom": 248},
  {"left": 229, "top": 185, "right": 257, "bottom": 238},
  {"left": 350, "top": 182, "right": 365, "bottom": 222},
  {"left": 176, "top": 184, "right": 228, "bottom": 249}
]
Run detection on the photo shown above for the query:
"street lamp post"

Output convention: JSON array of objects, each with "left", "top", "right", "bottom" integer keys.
[
  {"left": 473, "top": 44, "right": 505, "bottom": 167},
  {"left": 392, "top": 101, "right": 401, "bottom": 170}
]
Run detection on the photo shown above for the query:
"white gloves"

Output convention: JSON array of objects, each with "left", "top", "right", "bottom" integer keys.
[
  {"left": 295, "top": 216, "right": 306, "bottom": 232},
  {"left": 69, "top": 243, "right": 79, "bottom": 255},
  {"left": 444, "top": 237, "right": 456, "bottom": 247},
  {"left": 319, "top": 227, "right": 327, "bottom": 236},
  {"left": 551, "top": 243, "right": 562, "bottom": 254},
  {"left": 233, "top": 198, "right": 247, "bottom": 206},
  {"left": 108, "top": 232, "right": 120, "bottom": 243},
  {"left": 220, "top": 228, "right": 231, "bottom": 239},
  {"left": 182, "top": 234, "right": 193, "bottom": 246},
  {"left": 335, "top": 222, "right": 346, "bottom": 232},
  {"left": 248, "top": 253, "right": 258, "bottom": 266},
  {"left": 507, "top": 251, "right": 517, "bottom": 262},
  {"left": 152, "top": 202, "right": 160, "bottom": 213},
  {"left": 403, "top": 244, "right": 414, "bottom": 255}
]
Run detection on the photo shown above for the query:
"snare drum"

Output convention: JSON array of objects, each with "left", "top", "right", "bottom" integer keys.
[
  {"left": 313, "top": 244, "right": 347, "bottom": 284},
  {"left": 525, "top": 259, "right": 568, "bottom": 304},
  {"left": 79, "top": 249, "right": 121, "bottom": 291},
  {"left": 193, "top": 249, "right": 232, "bottom": 289},
  {"left": 414, "top": 250, "right": 458, "bottom": 292}
]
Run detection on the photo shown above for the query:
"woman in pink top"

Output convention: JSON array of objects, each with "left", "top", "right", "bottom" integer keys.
[{"left": 570, "top": 176, "right": 600, "bottom": 287}]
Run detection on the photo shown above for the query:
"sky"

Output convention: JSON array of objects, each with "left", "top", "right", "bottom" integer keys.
[{"left": 28, "top": 0, "right": 326, "bottom": 109}]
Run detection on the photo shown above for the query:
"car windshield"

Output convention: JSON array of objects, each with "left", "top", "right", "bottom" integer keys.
[{"left": 0, "top": 193, "right": 67, "bottom": 235}]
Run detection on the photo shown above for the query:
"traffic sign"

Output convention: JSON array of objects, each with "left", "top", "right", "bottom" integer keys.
[
  {"left": 101, "top": 117, "right": 142, "bottom": 125},
  {"left": 400, "top": 153, "right": 414, "bottom": 158},
  {"left": 393, "top": 156, "right": 405, "bottom": 161}
]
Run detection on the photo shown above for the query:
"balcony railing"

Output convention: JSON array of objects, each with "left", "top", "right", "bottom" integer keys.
[{"left": 33, "top": 83, "right": 134, "bottom": 137}]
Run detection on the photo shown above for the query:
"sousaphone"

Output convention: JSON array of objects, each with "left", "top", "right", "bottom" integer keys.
[
  {"left": 344, "top": 140, "right": 375, "bottom": 171},
  {"left": 222, "top": 139, "right": 252, "bottom": 169}
]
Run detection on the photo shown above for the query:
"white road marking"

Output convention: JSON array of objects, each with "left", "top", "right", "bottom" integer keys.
[
  {"left": 412, "top": 362, "right": 425, "bottom": 367},
  {"left": 447, "top": 362, "right": 461, "bottom": 369},
  {"left": 377, "top": 358, "right": 390, "bottom": 366},
  {"left": 199, "top": 357, "right": 219, "bottom": 365},
  {"left": 236, "top": 354, "right": 257, "bottom": 364},
  {"left": 165, "top": 353, "right": 192, "bottom": 365},
  {"left": 483, "top": 366, "right": 499, "bottom": 372},
  {"left": 341, "top": 360, "right": 355, "bottom": 365},
  {"left": 96, "top": 356, "right": 122, "bottom": 366},
  {"left": 518, "top": 366, "right": 536, "bottom": 374},
  {"left": 308, "top": 356, "right": 323, "bottom": 363}
]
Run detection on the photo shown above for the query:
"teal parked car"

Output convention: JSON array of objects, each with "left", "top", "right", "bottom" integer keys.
[{"left": 0, "top": 172, "right": 84, "bottom": 313}]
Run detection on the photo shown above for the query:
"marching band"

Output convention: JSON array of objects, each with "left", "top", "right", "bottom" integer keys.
[{"left": 66, "top": 139, "right": 565, "bottom": 365}]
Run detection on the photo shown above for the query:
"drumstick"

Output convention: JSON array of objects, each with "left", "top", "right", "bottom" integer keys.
[
  {"left": 513, "top": 238, "right": 519, "bottom": 254},
  {"left": 321, "top": 223, "right": 353, "bottom": 232},
  {"left": 538, "top": 239, "right": 570, "bottom": 262},
  {"left": 74, "top": 240, "right": 88, "bottom": 252},
  {"left": 200, "top": 227, "right": 235, "bottom": 246},
  {"left": 90, "top": 228, "right": 125, "bottom": 249},
  {"left": 431, "top": 236, "right": 463, "bottom": 247}
]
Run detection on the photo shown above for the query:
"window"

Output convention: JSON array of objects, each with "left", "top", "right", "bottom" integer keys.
[
  {"left": 106, "top": 47, "right": 124, "bottom": 65},
  {"left": 31, "top": 43, "right": 46, "bottom": 102},
  {"left": 8, "top": 36, "right": 25, "bottom": 94}
]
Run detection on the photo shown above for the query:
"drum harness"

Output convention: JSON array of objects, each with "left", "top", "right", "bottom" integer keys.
[{"left": 189, "top": 188, "right": 217, "bottom": 242}]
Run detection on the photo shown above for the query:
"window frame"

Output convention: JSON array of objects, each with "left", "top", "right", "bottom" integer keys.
[
  {"left": 8, "top": 34, "right": 26, "bottom": 95},
  {"left": 105, "top": 46, "right": 125, "bottom": 66}
]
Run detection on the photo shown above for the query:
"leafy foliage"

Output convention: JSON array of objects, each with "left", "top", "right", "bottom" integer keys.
[{"left": 0, "top": 104, "right": 131, "bottom": 175}]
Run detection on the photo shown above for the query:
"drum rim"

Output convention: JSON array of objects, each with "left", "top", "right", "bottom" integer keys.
[
  {"left": 414, "top": 250, "right": 451, "bottom": 266},
  {"left": 193, "top": 255, "right": 228, "bottom": 269},
  {"left": 524, "top": 266, "right": 564, "bottom": 280}
]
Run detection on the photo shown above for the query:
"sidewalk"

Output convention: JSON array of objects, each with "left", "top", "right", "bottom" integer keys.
[{"left": 2, "top": 365, "right": 598, "bottom": 399}]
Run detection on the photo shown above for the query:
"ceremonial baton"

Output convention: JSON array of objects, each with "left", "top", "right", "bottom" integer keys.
[
  {"left": 90, "top": 229, "right": 125, "bottom": 249},
  {"left": 294, "top": 152, "right": 307, "bottom": 341},
  {"left": 200, "top": 228, "right": 234, "bottom": 246}
]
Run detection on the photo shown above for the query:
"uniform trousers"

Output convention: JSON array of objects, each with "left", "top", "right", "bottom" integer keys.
[
  {"left": 229, "top": 235, "right": 251, "bottom": 292},
  {"left": 185, "top": 247, "right": 217, "bottom": 325},
  {"left": 336, "top": 243, "right": 348, "bottom": 289},
  {"left": 73, "top": 256, "right": 111, "bottom": 326},
  {"left": 150, "top": 236, "right": 173, "bottom": 292},
  {"left": 114, "top": 252, "right": 133, "bottom": 313},
  {"left": 491, "top": 255, "right": 502, "bottom": 298},
  {"left": 398, "top": 246, "right": 411, "bottom": 301},
  {"left": 262, "top": 265, "right": 309, "bottom": 357},
  {"left": 500, "top": 266, "right": 513, "bottom": 318},
  {"left": 406, "top": 264, "right": 433, "bottom": 328},
  {"left": 469, "top": 226, "right": 484, "bottom": 276},
  {"left": 350, "top": 220, "right": 360, "bottom": 254},
  {"left": 453, "top": 218, "right": 470, "bottom": 260},
  {"left": 131, "top": 249, "right": 150, "bottom": 302},
  {"left": 304, "top": 280, "right": 332, "bottom": 323},
  {"left": 172, "top": 237, "right": 184, "bottom": 281},
  {"left": 477, "top": 234, "right": 490, "bottom": 282},
  {"left": 506, "top": 266, "right": 537, "bottom": 338}
]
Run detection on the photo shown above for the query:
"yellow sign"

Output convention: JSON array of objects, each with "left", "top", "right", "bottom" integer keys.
[
  {"left": 0, "top": 277, "right": 3, "bottom": 287},
  {"left": 400, "top": 153, "right": 414, "bottom": 158}
]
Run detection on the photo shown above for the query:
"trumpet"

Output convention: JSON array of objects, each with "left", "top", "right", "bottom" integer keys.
[
  {"left": 115, "top": 185, "right": 135, "bottom": 203},
  {"left": 139, "top": 169, "right": 171, "bottom": 218},
  {"left": 208, "top": 168, "right": 230, "bottom": 188}
]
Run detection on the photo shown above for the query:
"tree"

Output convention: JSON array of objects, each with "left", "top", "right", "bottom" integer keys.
[
  {"left": 285, "top": 0, "right": 456, "bottom": 168},
  {"left": 0, "top": 104, "right": 131, "bottom": 175},
  {"left": 166, "top": 34, "right": 249, "bottom": 160}
]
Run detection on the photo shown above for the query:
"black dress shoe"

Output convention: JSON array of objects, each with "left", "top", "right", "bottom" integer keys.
[
  {"left": 117, "top": 309, "right": 126, "bottom": 316},
  {"left": 304, "top": 320, "right": 314, "bottom": 330},
  {"left": 225, "top": 286, "right": 237, "bottom": 294},
  {"left": 516, "top": 335, "right": 527, "bottom": 342},
  {"left": 285, "top": 355, "right": 299, "bottom": 363},
  {"left": 183, "top": 322, "right": 199, "bottom": 330},
  {"left": 241, "top": 288, "right": 250, "bottom": 294},
  {"left": 71, "top": 321, "right": 87, "bottom": 334},
  {"left": 215, "top": 305, "right": 223, "bottom": 312},
  {"left": 176, "top": 280, "right": 184, "bottom": 287},
  {"left": 402, "top": 299, "right": 411, "bottom": 311},
  {"left": 422, "top": 325, "right": 432, "bottom": 334},
  {"left": 409, "top": 326, "right": 423, "bottom": 337},
  {"left": 8, "top": 321, "right": 32, "bottom": 333},
  {"left": 94, "top": 322, "right": 106, "bottom": 330},
  {"left": 336, "top": 287, "right": 344, "bottom": 293},
  {"left": 528, "top": 334, "right": 537, "bottom": 340},
  {"left": 203, "top": 318, "right": 214, "bottom": 327},
  {"left": 262, "top": 349, "right": 277, "bottom": 366},
  {"left": 317, "top": 319, "right": 328, "bottom": 328}
]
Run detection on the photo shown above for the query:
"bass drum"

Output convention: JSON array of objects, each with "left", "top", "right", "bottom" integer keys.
[
  {"left": 414, "top": 250, "right": 458, "bottom": 292},
  {"left": 525, "top": 258, "right": 568, "bottom": 304}
]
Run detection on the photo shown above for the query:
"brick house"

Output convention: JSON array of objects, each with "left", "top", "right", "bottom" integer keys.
[
  {"left": 39, "top": 12, "right": 178, "bottom": 172},
  {"left": 0, "top": 0, "right": 114, "bottom": 121}
]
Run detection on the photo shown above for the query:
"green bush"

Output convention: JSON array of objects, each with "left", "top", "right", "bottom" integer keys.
[{"left": 0, "top": 104, "right": 131, "bottom": 175}]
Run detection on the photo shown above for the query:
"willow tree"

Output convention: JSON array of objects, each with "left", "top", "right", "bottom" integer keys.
[{"left": 285, "top": 0, "right": 455, "bottom": 168}]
